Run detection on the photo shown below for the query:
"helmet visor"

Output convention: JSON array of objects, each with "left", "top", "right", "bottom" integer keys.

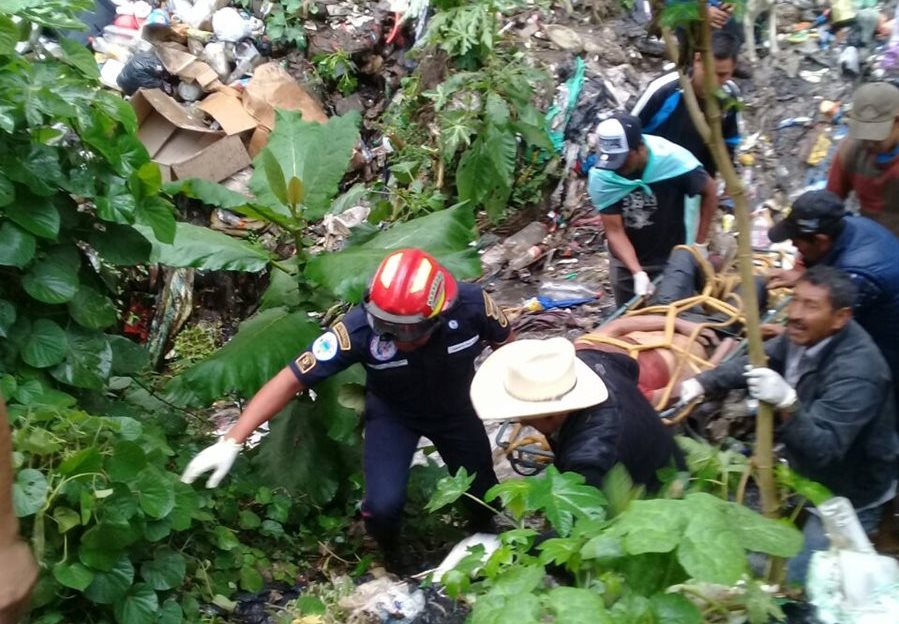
[{"left": 366, "top": 312, "right": 438, "bottom": 342}]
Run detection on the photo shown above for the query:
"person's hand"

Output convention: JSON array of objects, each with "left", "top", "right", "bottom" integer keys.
[
  {"left": 633, "top": 271, "right": 654, "bottom": 297},
  {"left": 760, "top": 323, "right": 785, "bottom": 339},
  {"left": 679, "top": 378, "right": 705, "bottom": 404},
  {"left": 708, "top": 5, "right": 731, "bottom": 28},
  {"left": 181, "top": 437, "right": 243, "bottom": 488},
  {"left": 744, "top": 366, "right": 797, "bottom": 408},
  {"left": 693, "top": 242, "right": 709, "bottom": 260},
  {"left": 767, "top": 268, "right": 801, "bottom": 290}
]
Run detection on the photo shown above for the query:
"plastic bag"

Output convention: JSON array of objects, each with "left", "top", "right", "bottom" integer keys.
[{"left": 116, "top": 50, "right": 167, "bottom": 95}]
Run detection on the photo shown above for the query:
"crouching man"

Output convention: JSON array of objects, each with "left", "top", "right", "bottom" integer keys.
[
  {"left": 470, "top": 336, "right": 682, "bottom": 491},
  {"left": 679, "top": 265, "right": 899, "bottom": 584}
]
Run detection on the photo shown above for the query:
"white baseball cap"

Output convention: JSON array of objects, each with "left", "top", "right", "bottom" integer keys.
[{"left": 595, "top": 113, "right": 642, "bottom": 170}]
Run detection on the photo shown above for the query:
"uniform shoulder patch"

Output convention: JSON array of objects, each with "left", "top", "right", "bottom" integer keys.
[
  {"left": 312, "top": 332, "right": 339, "bottom": 361},
  {"left": 331, "top": 321, "right": 351, "bottom": 351},
  {"left": 294, "top": 352, "right": 316, "bottom": 374},
  {"left": 482, "top": 291, "right": 509, "bottom": 328}
]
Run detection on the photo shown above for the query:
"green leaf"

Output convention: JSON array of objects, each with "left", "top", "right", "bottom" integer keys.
[
  {"left": 0, "top": 222, "right": 36, "bottom": 267},
  {"left": 85, "top": 555, "right": 135, "bottom": 604},
  {"left": 527, "top": 466, "right": 606, "bottom": 536},
  {"left": 114, "top": 583, "right": 158, "bottom": 624},
  {"left": 581, "top": 534, "right": 625, "bottom": 562},
  {"left": 456, "top": 125, "right": 516, "bottom": 222},
  {"left": 134, "top": 222, "right": 270, "bottom": 272},
  {"left": 164, "top": 178, "right": 253, "bottom": 210},
  {"left": 59, "top": 447, "right": 102, "bottom": 477},
  {"left": 52, "top": 506, "right": 81, "bottom": 533},
  {"left": 212, "top": 525, "right": 240, "bottom": 551},
  {"left": 107, "top": 440, "right": 147, "bottom": 482},
  {"left": 538, "top": 537, "right": 582, "bottom": 568},
  {"left": 240, "top": 565, "right": 264, "bottom": 592},
  {"left": 304, "top": 203, "right": 480, "bottom": 302},
  {"left": 544, "top": 587, "right": 611, "bottom": 623},
  {"left": 469, "top": 593, "right": 541, "bottom": 624},
  {"left": 144, "top": 517, "right": 173, "bottom": 542},
  {"left": 775, "top": 464, "right": 833, "bottom": 507},
  {"left": 0, "top": 298, "right": 14, "bottom": 338},
  {"left": 260, "top": 148, "right": 288, "bottom": 205},
  {"left": 51, "top": 327, "right": 113, "bottom": 389},
  {"left": 108, "top": 335, "right": 149, "bottom": 375},
  {"left": 132, "top": 469, "right": 175, "bottom": 518},
  {"left": 602, "top": 463, "right": 641, "bottom": 518},
  {"left": 167, "top": 307, "right": 319, "bottom": 404},
  {"left": 53, "top": 561, "right": 95, "bottom": 591},
  {"left": 650, "top": 593, "right": 702, "bottom": 624},
  {"left": 140, "top": 547, "right": 186, "bottom": 591},
  {"left": 287, "top": 176, "right": 304, "bottom": 206},
  {"left": 135, "top": 197, "right": 176, "bottom": 244},
  {"left": 21, "top": 319, "right": 66, "bottom": 367},
  {"left": 169, "top": 483, "right": 198, "bottom": 531},
  {"left": 5, "top": 193, "right": 60, "bottom": 239},
  {"left": 82, "top": 520, "right": 141, "bottom": 551},
  {"left": 491, "top": 564, "right": 545, "bottom": 597},
  {"left": 259, "top": 257, "right": 301, "bottom": 310},
  {"left": 728, "top": 502, "right": 803, "bottom": 557},
  {"left": 426, "top": 467, "right": 476, "bottom": 512},
  {"left": 69, "top": 287, "right": 118, "bottom": 330},
  {"left": 249, "top": 110, "right": 360, "bottom": 220},
  {"left": 58, "top": 37, "right": 99, "bottom": 77},
  {"left": 617, "top": 499, "right": 688, "bottom": 554},
  {"left": 13, "top": 468, "right": 48, "bottom": 517},
  {"left": 239, "top": 509, "right": 262, "bottom": 529},
  {"left": 22, "top": 253, "right": 79, "bottom": 303},
  {"left": 677, "top": 494, "right": 746, "bottom": 585},
  {"left": 157, "top": 599, "right": 183, "bottom": 624},
  {"left": 0, "top": 15, "right": 19, "bottom": 54},
  {"left": 89, "top": 223, "right": 152, "bottom": 265}
]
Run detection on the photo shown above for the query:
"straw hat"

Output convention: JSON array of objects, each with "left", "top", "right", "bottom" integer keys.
[{"left": 471, "top": 337, "right": 608, "bottom": 421}]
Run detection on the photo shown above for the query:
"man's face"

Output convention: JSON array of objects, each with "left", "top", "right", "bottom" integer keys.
[
  {"left": 862, "top": 118, "right": 899, "bottom": 155},
  {"left": 790, "top": 234, "right": 831, "bottom": 265},
  {"left": 615, "top": 145, "right": 646, "bottom": 176},
  {"left": 692, "top": 56, "right": 735, "bottom": 95},
  {"left": 527, "top": 412, "right": 570, "bottom": 435},
  {"left": 785, "top": 281, "right": 850, "bottom": 347}
]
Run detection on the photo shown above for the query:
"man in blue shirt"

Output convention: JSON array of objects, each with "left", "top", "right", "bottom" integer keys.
[{"left": 181, "top": 249, "right": 513, "bottom": 564}]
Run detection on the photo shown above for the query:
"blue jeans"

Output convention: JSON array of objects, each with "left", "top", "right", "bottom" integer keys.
[{"left": 787, "top": 505, "right": 885, "bottom": 586}]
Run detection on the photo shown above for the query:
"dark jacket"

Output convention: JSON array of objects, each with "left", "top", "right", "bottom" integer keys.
[
  {"left": 823, "top": 217, "right": 899, "bottom": 403},
  {"left": 551, "top": 350, "right": 682, "bottom": 490},
  {"left": 696, "top": 321, "right": 899, "bottom": 508}
]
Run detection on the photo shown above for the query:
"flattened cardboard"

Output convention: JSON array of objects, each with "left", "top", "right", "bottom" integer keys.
[
  {"left": 198, "top": 91, "right": 258, "bottom": 135},
  {"left": 242, "top": 62, "right": 328, "bottom": 130},
  {"left": 131, "top": 88, "right": 250, "bottom": 183},
  {"left": 155, "top": 45, "right": 221, "bottom": 91}
]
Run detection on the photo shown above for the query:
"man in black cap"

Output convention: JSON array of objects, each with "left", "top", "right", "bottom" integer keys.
[
  {"left": 767, "top": 190, "right": 899, "bottom": 415},
  {"left": 588, "top": 112, "right": 717, "bottom": 307}
]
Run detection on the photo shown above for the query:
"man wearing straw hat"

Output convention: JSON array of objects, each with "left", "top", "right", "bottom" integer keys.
[{"left": 470, "top": 337, "right": 681, "bottom": 490}]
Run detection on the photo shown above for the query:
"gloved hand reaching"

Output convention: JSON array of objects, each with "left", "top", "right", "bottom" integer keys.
[
  {"left": 678, "top": 378, "right": 704, "bottom": 404},
  {"left": 633, "top": 271, "right": 654, "bottom": 297},
  {"left": 743, "top": 366, "right": 797, "bottom": 408},
  {"left": 693, "top": 242, "right": 709, "bottom": 260},
  {"left": 181, "top": 437, "right": 243, "bottom": 488}
]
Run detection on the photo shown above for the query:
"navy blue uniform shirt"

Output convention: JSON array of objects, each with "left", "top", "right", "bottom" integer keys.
[{"left": 288, "top": 283, "right": 511, "bottom": 417}]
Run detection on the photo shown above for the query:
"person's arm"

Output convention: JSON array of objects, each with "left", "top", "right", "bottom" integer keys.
[
  {"left": 826, "top": 145, "right": 852, "bottom": 199},
  {"left": 480, "top": 290, "right": 515, "bottom": 349},
  {"left": 225, "top": 368, "right": 305, "bottom": 443},
  {"left": 601, "top": 213, "right": 642, "bottom": 274},
  {"left": 778, "top": 376, "right": 886, "bottom": 470},
  {"left": 554, "top": 407, "right": 621, "bottom": 489},
  {"left": 696, "top": 173, "right": 717, "bottom": 244}
]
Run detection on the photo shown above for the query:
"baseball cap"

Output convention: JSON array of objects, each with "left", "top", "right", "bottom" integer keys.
[
  {"left": 595, "top": 113, "right": 642, "bottom": 171},
  {"left": 848, "top": 82, "right": 899, "bottom": 142},
  {"left": 768, "top": 190, "right": 846, "bottom": 243}
]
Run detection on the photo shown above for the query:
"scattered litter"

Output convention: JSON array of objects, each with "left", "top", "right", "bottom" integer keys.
[{"left": 339, "top": 572, "right": 426, "bottom": 624}]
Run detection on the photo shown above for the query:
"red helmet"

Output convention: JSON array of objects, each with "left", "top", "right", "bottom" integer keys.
[{"left": 364, "top": 248, "right": 458, "bottom": 341}]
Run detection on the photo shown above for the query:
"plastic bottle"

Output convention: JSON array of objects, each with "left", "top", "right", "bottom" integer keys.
[
  {"left": 502, "top": 222, "right": 548, "bottom": 257},
  {"left": 508, "top": 244, "right": 545, "bottom": 272},
  {"left": 538, "top": 281, "right": 598, "bottom": 301}
]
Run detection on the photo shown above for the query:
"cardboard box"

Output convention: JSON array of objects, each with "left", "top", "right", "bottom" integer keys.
[
  {"left": 242, "top": 62, "right": 328, "bottom": 130},
  {"left": 131, "top": 88, "right": 251, "bottom": 183}
]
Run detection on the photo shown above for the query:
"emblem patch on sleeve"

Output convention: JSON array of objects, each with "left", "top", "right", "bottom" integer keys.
[
  {"left": 483, "top": 292, "right": 509, "bottom": 328},
  {"left": 312, "top": 332, "right": 339, "bottom": 361},
  {"left": 331, "top": 321, "right": 351, "bottom": 351},
  {"left": 294, "top": 352, "right": 316, "bottom": 374}
]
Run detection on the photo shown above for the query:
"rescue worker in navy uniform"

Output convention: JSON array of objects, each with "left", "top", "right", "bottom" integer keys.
[{"left": 181, "top": 248, "right": 513, "bottom": 564}]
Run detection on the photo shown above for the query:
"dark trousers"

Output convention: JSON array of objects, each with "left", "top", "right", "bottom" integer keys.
[{"left": 360, "top": 397, "right": 498, "bottom": 550}]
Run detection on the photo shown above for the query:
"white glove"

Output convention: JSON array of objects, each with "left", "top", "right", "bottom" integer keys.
[
  {"left": 181, "top": 437, "right": 242, "bottom": 488},
  {"left": 694, "top": 242, "right": 709, "bottom": 260},
  {"left": 679, "top": 378, "right": 704, "bottom": 404},
  {"left": 633, "top": 271, "right": 654, "bottom": 296},
  {"left": 743, "top": 366, "right": 797, "bottom": 408}
]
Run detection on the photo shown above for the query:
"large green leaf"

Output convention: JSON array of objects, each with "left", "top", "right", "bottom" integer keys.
[
  {"left": 89, "top": 223, "right": 152, "bottom": 265},
  {"left": 53, "top": 561, "right": 95, "bottom": 591},
  {"left": 51, "top": 326, "right": 113, "bottom": 389},
  {"left": 132, "top": 468, "right": 175, "bottom": 518},
  {"left": 13, "top": 468, "right": 48, "bottom": 517},
  {"left": 109, "top": 335, "right": 149, "bottom": 375},
  {"left": 135, "top": 196, "right": 176, "bottom": 244},
  {"left": 544, "top": 587, "right": 612, "bottom": 623},
  {"left": 22, "top": 247, "right": 80, "bottom": 303},
  {"left": 114, "top": 583, "right": 158, "bottom": 624},
  {"left": 59, "top": 37, "right": 100, "bottom": 79},
  {"left": 727, "top": 500, "right": 803, "bottom": 557},
  {"left": 167, "top": 307, "right": 319, "bottom": 404},
  {"left": 676, "top": 494, "right": 746, "bottom": 585},
  {"left": 164, "top": 177, "right": 293, "bottom": 229},
  {"left": 249, "top": 110, "right": 360, "bottom": 220},
  {"left": 107, "top": 440, "right": 147, "bottom": 482},
  {"left": 468, "top": 592, "right": 541, "bottom": 624},
  {"left": 456, "top": 122, "right": 516, "bottom": 222},
  {"left": 5, "top": 192, "right": 60, "bottom": 239},
  {"left": 526, "top": 466, "right": 606, "bottom": 536},
  {"left": 253, "top": 370, "right": 363, "bottom": 505},
  {"left": 140, "top": 547, "right": 186, "bottom": 591},
  {"left": 68, "top": 286, "right": 118, "bottom": 330},
  {"left": 0, "top": 299, "right": 14, "bottom": 338},
  {"left": 650, "top": 593, "right": 702, "bottom": 624},
  {"left": 426, "top": 467, "right": 476, "bottom": 512},
  {"left": 135, "top": 223, "right": 270, "bottom": 272},
  {"left": 617, "top": 499, "right": 688, "bottom": 555},
  {"left": 84, "top": 555, "right": 135, "bottom": 605},
  {"left": 157, "top": 599, "right": 184, "bottom": 624},
  {"left": 0, "top": 221, "right": 36, "bottom": 267},
  {"left": 304, "top": 204, "right": 481, "bottom": 302},
  {"left": 21, "top": 318, "right": 66, "bottom": 367},
  {"left": 0, "top": 15, "right": 19, "bottom": 55}
]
